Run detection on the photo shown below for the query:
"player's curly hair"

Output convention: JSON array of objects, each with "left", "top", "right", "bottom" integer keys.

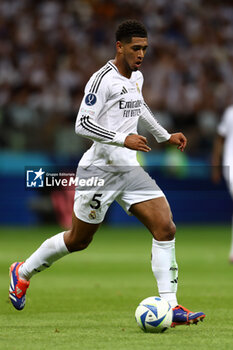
[{"left": 115, "top": 20, "right": 147, "bottom": 43}]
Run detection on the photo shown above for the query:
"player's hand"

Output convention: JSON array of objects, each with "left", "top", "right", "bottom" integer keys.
[
  {"left": 168, "top": 133, "right": 187, "bottom": 152},
  {"left": 124, "top": 134, "right": 151, "bottom": 152}
]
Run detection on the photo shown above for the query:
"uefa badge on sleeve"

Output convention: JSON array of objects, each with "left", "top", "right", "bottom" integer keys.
[
  {"left": 85, "top": 93, "right": 97, "bottom": 106},
  {"left": 26, "top": 168, "right": 45, "bottom": 188}
]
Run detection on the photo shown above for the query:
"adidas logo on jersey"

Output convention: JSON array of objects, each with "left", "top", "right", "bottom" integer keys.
[{"left": 120, "top": 86, "right": 128, "bottom": 95}]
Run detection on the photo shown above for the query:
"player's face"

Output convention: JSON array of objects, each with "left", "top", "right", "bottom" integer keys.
[{"left": 120, "top": 37, "right": 148, "bottom": 72}]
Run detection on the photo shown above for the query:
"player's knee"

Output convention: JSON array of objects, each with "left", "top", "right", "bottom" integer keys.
[
  {"left": 69, "top": 236, "right": 93, "bottom": 252},
  {"left": 75, "top": 238, "right": 93, "bottom": 251},
  {"left": 64, "top": 229, "right": 93, "bottom": 252},
  {"left": 154, "top": 220, "right": 176, "bottom": 241},
  {"left": 166, "top": 221, "right": 176, "bottom": 240}
]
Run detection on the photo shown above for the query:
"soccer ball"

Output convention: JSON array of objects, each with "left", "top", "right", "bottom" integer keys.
[{"left": 135, "top": 296, "right": 173, "bottom": 333}]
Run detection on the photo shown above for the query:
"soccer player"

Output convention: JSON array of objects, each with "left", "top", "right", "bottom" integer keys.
[
  {"left": 212, "top": 105, "right": 233, "bottom": 262},
  {"left": 9, "top": 20, "right": 205, "bottom": 327}
]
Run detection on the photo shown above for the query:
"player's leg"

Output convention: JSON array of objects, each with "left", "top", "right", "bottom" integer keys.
[
  {"left": 9, "top": 164, "right": 117, "bottom": 311},
  {"left": 20, "top": 213, "right": 99, "bottom": 279},
  {"left": 117, "top": 168, "right": 178, "bottom": 306},
  {"left": 130, "top": 197, "right": 205, "bottom": 326},
  {"left": 130, "top": 197, "right": 178, "bottom": 306},
  {"left": 9, "top": 214, "right": 99, "bottom": 310}
]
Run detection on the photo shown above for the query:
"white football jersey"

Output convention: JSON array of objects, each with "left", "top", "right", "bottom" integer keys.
[{"left": 75, "top": 60, "right": 170, "bottom": 170}]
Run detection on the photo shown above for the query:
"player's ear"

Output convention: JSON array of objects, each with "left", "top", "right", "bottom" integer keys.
[{"left": 116, "top": 41, "right": 124, "bottom": 54}]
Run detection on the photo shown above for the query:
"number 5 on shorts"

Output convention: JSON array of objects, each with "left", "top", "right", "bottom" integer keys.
[{"left": 90, "top": 194, "right": 102, "bottom": 209}]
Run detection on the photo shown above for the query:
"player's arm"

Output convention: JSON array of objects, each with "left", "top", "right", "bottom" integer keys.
[
  {"left": 76, "top": 100, "right": 150, "bottom": 151},
  {"left": 211, "top": 134, "right": 225, "bottom": 183},
  {"left": 139, "top": 102, "right": 187, "bottom": 151},
  {"left": 75, "top": 103, "right": 127, "bottom": 147}
]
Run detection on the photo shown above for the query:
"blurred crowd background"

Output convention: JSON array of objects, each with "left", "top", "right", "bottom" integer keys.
[
  {"left": 1, "top": 0, "right": 233, "bottom": 157},
  {"left": 1, "top": 0, "right": 233, "bottom": 226}
]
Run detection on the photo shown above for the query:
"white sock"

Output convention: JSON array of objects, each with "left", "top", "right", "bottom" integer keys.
[
  {"left": 18, "top": 232, "right": 69, "bottom": 281},
  {"left": 151, "top": 238, "right": 178, "bottom": 308}
]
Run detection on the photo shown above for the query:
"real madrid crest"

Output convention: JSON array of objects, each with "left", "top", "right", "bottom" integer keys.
[{"left": 89, "top": 210, "right": 96, "bottom": 220}]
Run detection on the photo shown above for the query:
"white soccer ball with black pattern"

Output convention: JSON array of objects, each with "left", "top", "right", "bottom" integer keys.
[{"left": 135, "top": 296, "right": 173, "bottom": 333}]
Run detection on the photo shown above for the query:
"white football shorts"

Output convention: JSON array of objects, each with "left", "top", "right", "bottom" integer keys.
[{"left": 73, "top": 166, "right": 165, "bottom": 224}]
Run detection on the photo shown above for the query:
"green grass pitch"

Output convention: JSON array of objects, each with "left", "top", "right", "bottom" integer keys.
[{"left": 0, "top": 224, "right": 233, "bottom": 350}]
